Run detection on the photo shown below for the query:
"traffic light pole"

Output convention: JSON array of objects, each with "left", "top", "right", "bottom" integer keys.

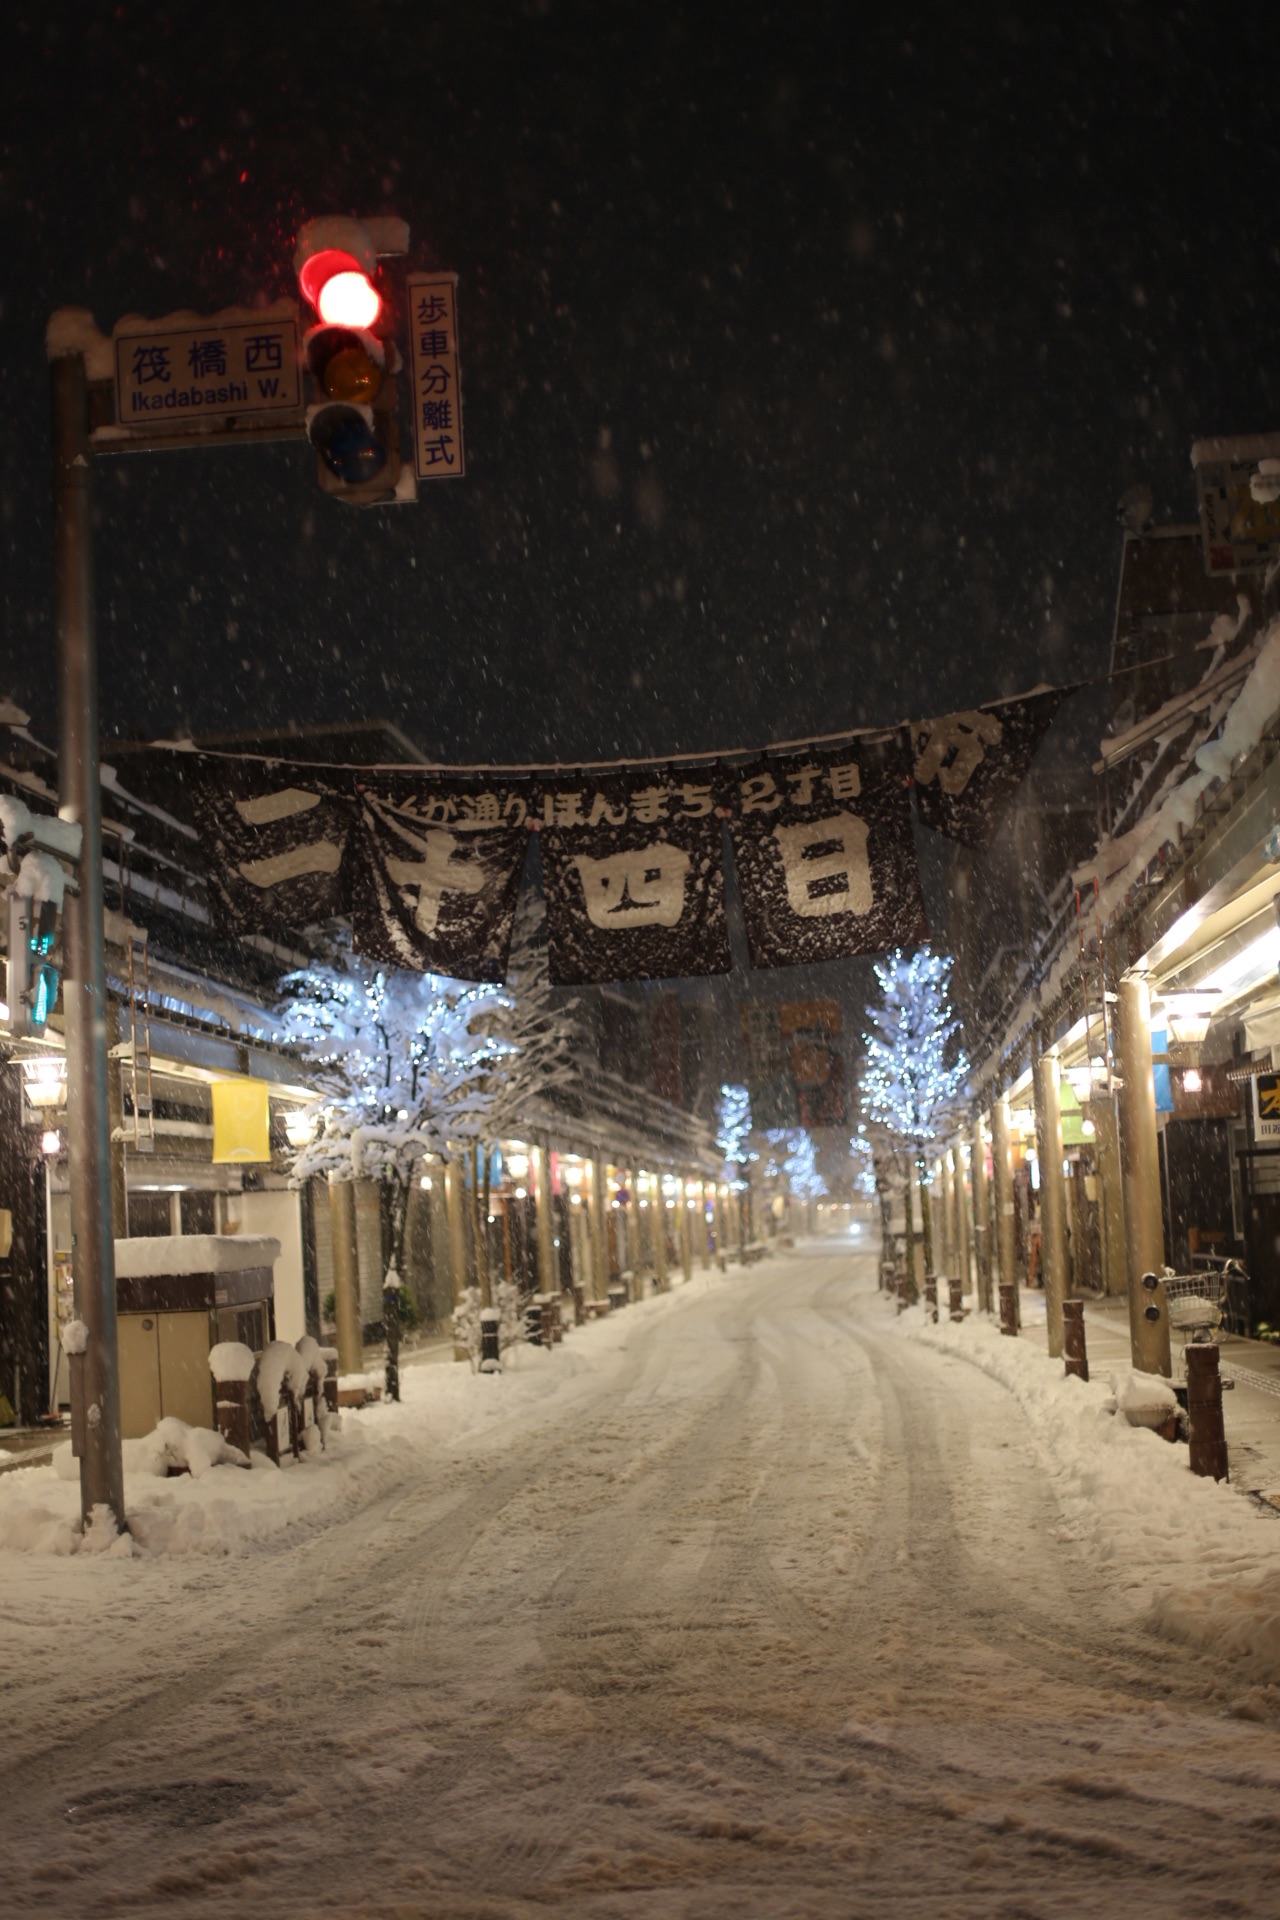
[{"left": 51, "top": 348, "right": 126, "bottom": 1534}]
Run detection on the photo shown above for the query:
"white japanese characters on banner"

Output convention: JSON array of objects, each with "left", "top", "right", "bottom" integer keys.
[
  {"left": 726, "top": 739, "right": 927, "bottom": 968},
  {"left": 911, "top": 687, "right": 1066, "bottom": 849},
  {"left": 534, "top": 773, "right": 731, "bottom": 985},
  {"left": 406, "top": 273, "right": 465, "bottom": 481},
  {"left": 178, "top": 666, "right": 1068, "bottom": 983},
  {"left": 348, "top": 776, "right": 528, "bottom": 981},
  {"left": 187, "top": 762, "right": 353, "bottom": 933}
]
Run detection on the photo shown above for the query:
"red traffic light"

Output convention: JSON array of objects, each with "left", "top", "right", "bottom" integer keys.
[
  {"left": 317, "top": 269, "right": 380, "bottom": 329},
  {"left": 294, "top": 218, "right": 382, "bottom": 324}
]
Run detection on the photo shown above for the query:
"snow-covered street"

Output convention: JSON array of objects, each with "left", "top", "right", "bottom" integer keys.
[{"left": 5, "top": 1243, "right": 1280, "bottom": 1917}]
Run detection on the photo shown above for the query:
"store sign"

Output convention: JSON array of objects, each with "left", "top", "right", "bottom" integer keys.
[
  {"left": 114, "top": 312, "right": 301, "bottom": 430},
  {"left": 1192, "top": 433, "right": 1280, "bottom": 575},
  {"left": 1253, "top": 1069, "right": 1280, "bottom": 1142}
]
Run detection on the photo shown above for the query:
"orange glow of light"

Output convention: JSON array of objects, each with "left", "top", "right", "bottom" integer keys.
[{"left": 317, "top": 270, "right": 381, "bottom": 329}]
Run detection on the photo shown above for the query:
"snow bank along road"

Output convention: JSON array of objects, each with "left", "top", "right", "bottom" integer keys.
[{"left": 4, "top": 1245, "right": 1280, "bottom": 1918}]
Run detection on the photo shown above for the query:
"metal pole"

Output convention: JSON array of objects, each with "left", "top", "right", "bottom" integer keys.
[
  {"left": 534, "top": 1143, "right": 556, "bottom": 1295},
  {"left": 952, "top": 1143, "right": 970, "bottom": 1302},
  {"left": 991, "top": 1097, "right": 1017, "bottom": 1316},
  {"left": 1033, "top": 1049, "right": 1069, "bottom": 1359},
  {"left": 51, "top": 349, "right": 125, "bottom": 1534},
  {"left": 1116, "top": 977, "right": 1172, "bottom": 1375},
  {"left": 328, "top": 1175, "right": 363, "bottom": 1375},
  {"left": 970, "top": 1114, "right": 991, "bottom": 1313}
]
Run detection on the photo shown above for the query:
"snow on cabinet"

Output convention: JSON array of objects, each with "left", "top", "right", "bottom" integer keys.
[{"left": 114, "top": 1234, "right": 280, "bottom": 1440}]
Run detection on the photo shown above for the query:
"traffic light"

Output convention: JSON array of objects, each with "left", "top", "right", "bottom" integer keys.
[
  {"left": 6, "top": 880, "right": 60, "bottom": 1038},
  {"left": 295, "top": 217, "right": 402, "bottom": 503}
]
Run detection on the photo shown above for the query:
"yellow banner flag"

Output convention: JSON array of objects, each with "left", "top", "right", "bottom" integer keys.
[{"left": 211, "top": 1078, "right": 271, "bottom": 1164}]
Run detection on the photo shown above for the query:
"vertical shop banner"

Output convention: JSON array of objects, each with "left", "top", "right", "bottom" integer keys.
[
  {"left": 348, "top": 775, "right": 531, "bottom": 981},
  {"left": 726, "top": 736, "right": 927, "bottom": 968},
  {"left": 186, "top": 757, "right": 353, "bottom": 934},
  {"left": 741, "top": 1001, "right": 799, "bottom": 1129},
  {"left": 536, "top": 771, "right": 732, "bottom": 984},
  {"left": 780, "top": 999, "right": 847, "bottom": 1127},
  {"left": 211, "top": 1077, "right": 271, "bottom": 1164},
  {"left": 911, "top": 687, "right": 1067, "bottom": 849}
]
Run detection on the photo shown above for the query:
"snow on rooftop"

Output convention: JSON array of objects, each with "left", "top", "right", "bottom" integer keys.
[{"left": 113, "top": 1235, "right": 280, "bottom": 1278}]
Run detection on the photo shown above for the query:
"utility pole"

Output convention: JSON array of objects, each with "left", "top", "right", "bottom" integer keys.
[{"left": 50, "top": 347, "right": 125, "bottom": 1533}]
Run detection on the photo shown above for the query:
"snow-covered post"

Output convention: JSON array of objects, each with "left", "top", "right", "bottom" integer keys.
[
  {"left": 1033, "top": 1048, "right": 1069, "bottom": 1360},
  {"left": 1116, "top": 978, "right": 1172, "bottom": 1377},
  {"left": 328, "top": 1174, "right": 364, "bottom": 1376},
  {"left": 382, "top": 1269, "right": 402, "bottom": 1403},
  {"left": 209, "top": 1341, "right": 256, "bottom": 1458}
]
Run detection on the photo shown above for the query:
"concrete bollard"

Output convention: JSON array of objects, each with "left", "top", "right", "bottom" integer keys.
[
  {"left": 948, "top": 1276, "right": 964, "bottom": 1323},
  {"left": 896, "top": 1273, "right": 910, "bottom": 1314},
  {"left": 1062, "top": 1298, "right": 1088, "bottom": 1381},
  {"left": 924, "top": 1275, "right": 938, "bottom": 1323},
  {"left": 1186, "top": 1343, "right": 1229, "bottom": 1481},
  {"left": 998, "top": 1282, "right": 1019, "bottom": 1338}
]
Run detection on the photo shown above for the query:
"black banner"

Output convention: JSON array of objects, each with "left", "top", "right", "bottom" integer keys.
[
  {"left": 187, "top": 759, "right": 353, "bottom": 936},
  {"left": 535, "top": 771, "right": 731, "bottom": 985},
  {"left": 348, "top": 775, "right": 531, "bottom": 981},
  {"left": 911, "top": 687, "right": 1068, "bottom": 848},
  {"left": 726, "top": 737, "right": 927, "bottom": 969}
]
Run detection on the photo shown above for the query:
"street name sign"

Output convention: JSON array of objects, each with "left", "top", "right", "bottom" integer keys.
[
  {"left": 406, "top": 273, "right": 465, "bottom": 480},
  {"left": 114, "top": 311, "right": 302, "bottom": 433}
]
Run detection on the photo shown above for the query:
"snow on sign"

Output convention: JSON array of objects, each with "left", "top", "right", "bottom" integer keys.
[
  {"left": 406, "top": 273, "right": 465, "bottom": 480},
  {"left": 1192, "top": 432, "right": 1280, "bottom": 575},
  {"left": 113, "top": 312, "right": 302, "bottom": 432}
]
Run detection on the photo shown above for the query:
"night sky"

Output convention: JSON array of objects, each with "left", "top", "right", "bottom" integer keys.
[{"left": 3, "top": 2, "right": 1278, "bottom": 773}]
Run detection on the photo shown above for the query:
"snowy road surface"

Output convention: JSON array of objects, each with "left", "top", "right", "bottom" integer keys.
[{"left": 4, "top": 1243, "right": 1280, "bottom": 1917}]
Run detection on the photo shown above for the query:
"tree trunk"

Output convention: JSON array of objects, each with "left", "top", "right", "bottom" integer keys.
[{"left": 917, "top": 1152, "right": 934, "bottom": 1278}]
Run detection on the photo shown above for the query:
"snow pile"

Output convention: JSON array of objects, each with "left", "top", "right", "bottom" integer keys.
[
  {"left": 294, "top": 1335, "right": 328, "bottom": 1388},
  {"left": 899, "top": 1307, "right": 1280, "bottom": 1673},
  {"left": 256, "top": 1340, "right": 310, "bottom": 1412},
  {"left": 207, "top": 1340, "right": 256, "bottom": 1383},
  {"left": 60, "top": 1318, "right": 89, "bottom": 1357},
  {"left": 1115, "top": 1366, "right": 1179, "bottom": 1427},
  {"left": 114, "top": 1234, "right": 279, "bottom": 1277},
  {"left": 0, "top": 1268, "right": 712, "bottom": 1562},
  {"left": 1080, "top": 610, "right": 1280, "bottom": 925}
]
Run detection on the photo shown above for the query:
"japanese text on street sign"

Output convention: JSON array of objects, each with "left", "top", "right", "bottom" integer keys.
[
  {"left": 406, "top": 273, "right": 464, "bottom": 481},
  {"left": 114, "top": 314, "right": 302, "bottom": 431}
]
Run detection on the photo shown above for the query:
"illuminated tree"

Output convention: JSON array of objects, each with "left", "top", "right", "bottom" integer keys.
[
  {"left": 717, "top": 1083, "right": 752, "bottom": 1186},
  {"left": 861, "top": 946, "right": 968, "bottom": 1279}
]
